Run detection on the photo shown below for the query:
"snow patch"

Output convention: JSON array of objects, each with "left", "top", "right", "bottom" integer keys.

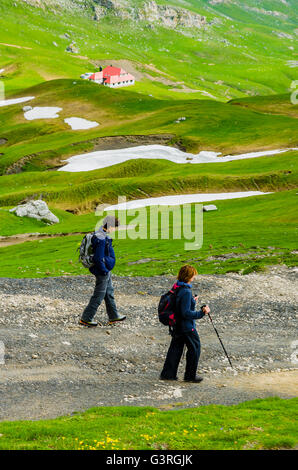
[
  {"left": 58, "top": 144, "right": 298, "bottom": 172},
  {"left": 24, "top": 107, "right": 62, "bottom": 120},
  {"left": 64, "top": 117, "right": 99, "bottom": 130},
  {"left": 105, "top": 192, "right": 272, "bottom": 210},
  {"left": 0, "top": 96, "right": 35, "bottom": 107}
]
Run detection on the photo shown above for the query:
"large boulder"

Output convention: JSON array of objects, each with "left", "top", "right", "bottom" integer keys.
[{"left": 9, "top": 200, "right": 59, "bottom": 224}]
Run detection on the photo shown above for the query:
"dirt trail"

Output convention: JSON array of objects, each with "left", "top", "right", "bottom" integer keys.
[
  {"left": 0, "top": 266, "right": 297, "bottom": 421},
  {"left": 0, "top": 226, "right": 134, "bottom": 247},
  {"left": 227, "top": 370, "right": 298, "bottom": 396},
  {"left": 0, "top": 232, "right": 87, "bottom": 248},
  {"left": 0, "top": 43, "right": 32, "bottom": 50}
]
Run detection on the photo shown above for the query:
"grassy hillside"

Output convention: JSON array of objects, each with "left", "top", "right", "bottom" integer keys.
[
  {"left": 0, "top": 0, "right": 297, "bottom": 101},
  {"left": 0, "top": 150, "right": 297, "bottom": 210},
  {"left": 229, "top": 94, "right": 298, "bottom": 118},
  {"left": 1, "top": 189, "right": 297, "bottom": 278},
  {"left": 0, "top": 0, "right": 297, "bottom": 278},
  {"left": 0, "top": 79, "right": 297, "bottom": 176}
]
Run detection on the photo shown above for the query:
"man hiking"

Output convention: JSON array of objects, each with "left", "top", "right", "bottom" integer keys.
[
  {"left": 79, "top": 216, "right": 126, "bottom": 327},
  {"left": 160, "top": 265, "right": 210, "bottom": 383}
]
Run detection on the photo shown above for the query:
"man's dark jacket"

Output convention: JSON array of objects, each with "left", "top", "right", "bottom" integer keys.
[{"left": 89, "top": 227, "right": 116, "bottom": 277}]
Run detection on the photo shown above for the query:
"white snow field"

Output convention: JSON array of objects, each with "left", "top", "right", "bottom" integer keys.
[
  {"left": 64, "top": 117, "right": 99, "bottom": 130},
  {"left": 104, "top": 192, "right": 272, "bottom": 211},
  {"left": 0, "top": 96, "right": 35, "bottom": 107},
  {"left": 58, "top": 145, "right": 298, "bottom": 172},
  {"left": 24, "top": 107, "right": 62, "bottom": 120}
]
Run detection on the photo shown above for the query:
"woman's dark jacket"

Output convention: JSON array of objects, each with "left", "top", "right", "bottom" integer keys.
[{"left": 174, "top": 280, "right": 205, "bottom": 334}]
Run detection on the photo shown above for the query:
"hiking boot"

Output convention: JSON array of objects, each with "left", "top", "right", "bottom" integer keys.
[
  {"left": 159, "top": 375, "right": 178, "bottom": 381},
  {"left": 184, "top": 375, "right": 203, "bottom": 383},
  {"left": 79, "top": 319, "right": 98, "bottom": 327},
  {"left": 108, "top": 315, "right": 126, "bottom": 324}
]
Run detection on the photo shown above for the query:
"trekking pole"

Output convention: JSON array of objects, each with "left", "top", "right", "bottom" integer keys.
[{"left": 201, "top": 305, "right": 233, "bottom": 369}]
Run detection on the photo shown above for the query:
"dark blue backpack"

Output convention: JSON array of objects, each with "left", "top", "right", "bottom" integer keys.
[{"left": 158, "top": 284, "right": 181, "bottom": 330}]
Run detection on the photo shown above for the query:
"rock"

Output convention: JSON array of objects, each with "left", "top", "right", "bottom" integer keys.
[
  {"left": 22, "top": 105, "right": 32, "bottom": 112},
  {"left": 66, "top": 43, "right": 79, "bottom": 54},
  {"left": 273, "top": 31, "right": 293, "bottom": 40},
  {"left": 9, "top": 200, "right": 59, "bottom": 224},
  {"left": 203, "top": 205, "right": 218, "bottom": 212}
]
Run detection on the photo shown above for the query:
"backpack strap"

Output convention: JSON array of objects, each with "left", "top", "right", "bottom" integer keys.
[{"left": 168, "top": 284, "right": 181, "bottom": 336}]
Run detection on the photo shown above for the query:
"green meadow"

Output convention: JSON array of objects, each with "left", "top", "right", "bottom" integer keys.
[
  {"left": 0, "top": 0, "right": 296, "bottom": 289},
  {"left": 0, "top": 0, "right": 297, "bottom": 448},
  {"left": 1, "top": 188, "right": 297, "bottom": 278},
  {"left": 1, "top": 0, "right": 297, "bottom": 101},
  {"left": 0, "top": 148, "right": 297, "bottom": 209},
  {"left": 0, "top": 398, "right": 297, "bottom": 450},
  {"left": 0, "top": 78, "right": 297, "bottom": 176}
]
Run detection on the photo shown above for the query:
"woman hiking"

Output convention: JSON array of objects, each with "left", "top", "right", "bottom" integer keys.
[{"left": 160, "top": 265, "right": 210, "bottom": 383}]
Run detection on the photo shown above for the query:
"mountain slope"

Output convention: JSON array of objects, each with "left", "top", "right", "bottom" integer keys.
[
  {"left": 0, "top": 0, "right": 297, "bottom": 100},
  {"left": 0, "top": 78, "right": 297, "bottom": 176}
]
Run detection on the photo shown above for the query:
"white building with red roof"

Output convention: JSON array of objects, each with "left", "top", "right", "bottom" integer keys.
[{"left": 88, "top": 65, "right": 135, "bottom": 88}]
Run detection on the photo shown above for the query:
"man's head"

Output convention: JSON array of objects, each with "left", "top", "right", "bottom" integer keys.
[
  {"left": 102, "top": 215, "right": 120, "bottom": 233},
  {"left": 178, "top": 265, "right": 198, "bottom": 284}
]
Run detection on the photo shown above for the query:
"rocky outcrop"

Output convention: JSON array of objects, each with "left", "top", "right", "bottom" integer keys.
[
  {"left": 138, "top": 1, "right": 207, "bottom": 29},
  {"left": 93, "top": 0, "right": 207, "bottom": 29},
  {"left": 9, "top": 200, "right": 59, "bottom": 224},
  {"left": 20, "top": 0, "right": 207, "bottom": 29}
]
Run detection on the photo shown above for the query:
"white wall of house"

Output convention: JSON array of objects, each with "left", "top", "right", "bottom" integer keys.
[
  {"left": 91, "top": 78, "right": 135, "bottom": 88},
  {"left": 107, "top": 80, "right": 135, "bottom": 88}
]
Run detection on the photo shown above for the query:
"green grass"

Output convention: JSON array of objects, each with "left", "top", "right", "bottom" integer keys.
[
  {"left": 0, "top": 0, "right": 297, "bottom": 278},
  {"left": 0, "top": 78, "right": 297, "bottom": 177},
  {"left": 0, "top": 150, "right": 297, "bottom": 211},
  {"left": 0, "top": 0, "right": 297, "bottom": 102},
  {"left": 0, "top": 190, "right": 297, "bottom": 278},
  {"left": 0, "top": 398, "right": 297, "bottom": 450},
  {"left": 2, "top": 79, "right": 298, "bottom": 167},
  {"left": 229, "top": 94, "right": 298, "bottom": 118}
]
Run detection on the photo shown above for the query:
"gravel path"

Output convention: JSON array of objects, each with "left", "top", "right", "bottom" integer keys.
[{"left": 0, "top": 266, "right": 297, "bottom": 421}]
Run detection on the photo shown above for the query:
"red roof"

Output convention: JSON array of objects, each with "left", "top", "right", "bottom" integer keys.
[
  {"left": 88, "top": 66, "right": 135, "bottom": 83},
  {"left": 102, "top": 66, "right": 122, "bottom": 77}
]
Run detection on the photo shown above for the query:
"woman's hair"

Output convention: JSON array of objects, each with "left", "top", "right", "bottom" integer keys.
[{"left": 177, "top": 265, "right": 198, "bottom": 283}]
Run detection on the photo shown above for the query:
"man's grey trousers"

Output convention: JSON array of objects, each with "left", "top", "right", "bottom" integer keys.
[{"left": 81, "top": 272, "right": 119, "bottom": 322}]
